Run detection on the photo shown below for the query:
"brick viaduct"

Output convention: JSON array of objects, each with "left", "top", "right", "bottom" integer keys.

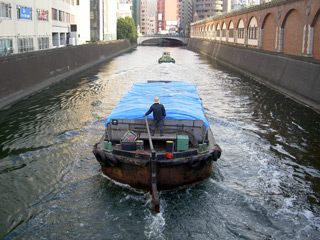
[{"left": 190, "top": 0, "right": 320, "bottom": 60}]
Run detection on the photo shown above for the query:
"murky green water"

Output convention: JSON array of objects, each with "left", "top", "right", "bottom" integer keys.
[{"left": 1, "top": 46, "right": 320, "bottom": 239}]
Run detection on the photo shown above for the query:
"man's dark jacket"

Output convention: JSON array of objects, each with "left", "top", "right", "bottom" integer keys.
[{"left": 145, "top": 103, "right": 166, "bottom": 120}]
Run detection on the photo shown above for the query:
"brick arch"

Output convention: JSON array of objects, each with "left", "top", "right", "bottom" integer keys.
[
  {"left": 262, "top": 13, "right": 277, "bottom": 51},
  {"left": 216, "top": 23, "right": 221, "bottom": 39},
  {"left": 247, "top": 15, "right": 259, "bottom": 28},
  {"left": 211, "top": 23, "right": 215, "bottom": 38},
  {"left": 237, "top": 18, "right": 244, "bottom": 29},
  {"left": 312, "top": 9, "right": 320, "bottom": 59},
  {"left": 228, "top": 20, "right": 235, "bottom": 42},
  {"left": 247, "top": 16, "right": 258, "bottom": 46},
  {"left": 228, "top": 20, "right": 234, "bottom": 30},
  {"left": 222, "top": 22, "right": 227, "bottom": 40},
  {"left": 216, "top": 22, "right": 221, "bottom": 31},
  {"left": 282, "top": 9, "right": 304, "bottom": 56}
]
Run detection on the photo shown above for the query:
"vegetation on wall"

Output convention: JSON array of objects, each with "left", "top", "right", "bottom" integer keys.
[{"left": 117, "top": 17, "right": 137, "bottom": 43}]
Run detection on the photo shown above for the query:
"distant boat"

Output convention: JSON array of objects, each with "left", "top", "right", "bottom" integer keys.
[
  {"left": 158, "top": 51, "right": 175, "bottom": 63},
  {"left": 93, "top": 81, "right": 222, "bottom": 213}
]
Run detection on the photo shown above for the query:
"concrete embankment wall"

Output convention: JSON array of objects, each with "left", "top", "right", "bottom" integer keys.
[
  {"left": 187, "top": 38, "right": 320, "bottom": 112},
  {"left": 0, "top": 39, "right": 136, "bottom": 109}
]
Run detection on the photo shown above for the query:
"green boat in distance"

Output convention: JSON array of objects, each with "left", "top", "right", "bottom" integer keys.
[{"left": 158, "top": 51, "right": 175, "bottom": 64}]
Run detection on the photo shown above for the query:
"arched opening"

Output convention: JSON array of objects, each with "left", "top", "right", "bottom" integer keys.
[
  {"left": 211, "top": 24, "right": 215, "bottom": 39},
  {"left": 216, "top": 23, "right": 221, "bottom": 41},
  {"left": 282, "top": 9, "right": 304, "bottom": 56},
  {"left": 141, "top": 38, "right": 184, "bottom": 46},
  {"left": 262, "top": 13, "right": 277, "bottom": 51},
  {"left": 228, "top": 21, "right": 235, "bottom": 43},
  {"left": 237, "top": 19, "right": 245, "bottom": 45},
  {"left": 222, "top": 22, "right": 227, "bottom": 41},
  {"left": 311, "top": 9, "right": 320, "bottom": 59},
  {"left": 247, "top": 16, "right": 258, "bottom": 47}
]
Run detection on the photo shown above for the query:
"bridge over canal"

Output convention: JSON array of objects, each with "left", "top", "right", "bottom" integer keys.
[{"left": 137, "top": 35, "right": 189, "bottom": 45}]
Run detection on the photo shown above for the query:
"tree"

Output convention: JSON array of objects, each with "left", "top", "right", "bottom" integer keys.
[{"left": 117, "top": 17, "right": 137, "bottom": 43}]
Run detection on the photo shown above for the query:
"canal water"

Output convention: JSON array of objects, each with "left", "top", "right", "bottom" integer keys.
[{"left": 0, "top": 46, "right": 320, "bottom": 239}]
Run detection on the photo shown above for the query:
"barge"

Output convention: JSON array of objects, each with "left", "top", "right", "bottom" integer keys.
[
  {"left": 93, "top": 81, "right": 221, "bottom": 212},
  {"left": 158, "top": 51, "right": 175, "bottom": 63}
]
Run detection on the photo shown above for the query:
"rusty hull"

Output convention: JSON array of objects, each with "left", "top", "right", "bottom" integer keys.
[{"left": 100, "top": 154, "right": 213, "bottom": 192}]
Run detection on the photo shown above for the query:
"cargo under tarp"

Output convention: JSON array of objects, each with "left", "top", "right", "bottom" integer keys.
[{"left": 105, "top": 81, "right": 209, "bottom": 129}]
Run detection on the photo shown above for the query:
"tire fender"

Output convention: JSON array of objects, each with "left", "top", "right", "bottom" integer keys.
[
  {"left": 212, "top": 150, "right": 221, "bottom": 161},
  {"left": 93, "top": 150, "right": 108, "bottom": 167},
  {"left": 188, "top": 156, "right": 201, "bottom": 168},
  {"left": 203, "top": 153, "right": 213, "bottom": 165},
  {"left": 107, "top": 155, "right": 119, "bottom": 167}
]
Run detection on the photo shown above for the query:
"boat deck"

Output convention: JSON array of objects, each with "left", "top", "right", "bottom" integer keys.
[{"left": 139, "top": 133, "right": 177, "bottom": 141}]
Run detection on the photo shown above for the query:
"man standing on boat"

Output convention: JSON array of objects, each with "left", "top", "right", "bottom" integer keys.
[{"left": 144, "top": 97, "right": 166, "bottom": 136}]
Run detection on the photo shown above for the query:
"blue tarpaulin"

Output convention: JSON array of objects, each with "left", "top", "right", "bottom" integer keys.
[{"left": 105, "top": 81, "right": 209, "bottom": 129}]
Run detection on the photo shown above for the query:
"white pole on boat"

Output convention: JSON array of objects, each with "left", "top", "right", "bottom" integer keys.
[{"left": 144, "top": 116, "right": 160, "bottom": 213}]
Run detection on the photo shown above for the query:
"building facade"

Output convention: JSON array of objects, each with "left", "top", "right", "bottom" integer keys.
[
  {"left": 51, "top": 0, "right": 76, "bottom": 47},
  {"left": 179, "top": 0, "right": 193, "bottom": 35},
  {"left": 147, "top": 12, "right": 156, "bottom": 34},
  {"left": 132, "top": 0, "right": 139, "bottom": 26},
  {"left": 139, "top": 0, "right": 148, "bottom": 34},
  {"left": 117, "top": 0, "right": 133, "bottom": 19},
  {"left": 232, "top": 0, "right": 262, "bottom": 11},
  {"left": 0, "top": 0, "right": 53, "bottom": 55},
  {"left": 193, "top": 0, "right": 224, "bottom": 21},
  {"left": 157, "top": 0, "right": 179, "bottom": 34},
  {"left": 0, "top": 0, "right": 118, "bottom": 56},
  {"left": 103, "top": 0, "right": 117, "bottom": 41}
]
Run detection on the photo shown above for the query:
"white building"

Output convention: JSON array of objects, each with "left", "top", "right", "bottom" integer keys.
[
  {"left": 117, "top": 0, "right": 132, "bottom": 19},
  {"left": 75, "top": 0, "right": 90, "bottom": 45},
  {"left": 147, "top": 12, "right": 155, "bottom": 35},
  {"left": 140, "top": 0, "right": 148, "bottom": 35},
  {"left": 76, "top": 0, "right": 117, "bottom": 44},
  {"left": 232, "top": 0, "right": 261, "bottom": 10},
  {"left": 0, "top": 0, "right": 52, "bottom": 55},
  {"left": 104, "top": 0, "right": 117, "bottom": 41},
  {"left": 51, "top": 0, "right": 76, "bottom": 47},
  {"left": 0, "top": 0, "right": 118, "bottom": 56}
]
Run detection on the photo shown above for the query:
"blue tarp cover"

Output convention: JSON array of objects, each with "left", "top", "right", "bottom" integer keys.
[{"left": 105, "top": 81, "right": 209, "bottom": 129}]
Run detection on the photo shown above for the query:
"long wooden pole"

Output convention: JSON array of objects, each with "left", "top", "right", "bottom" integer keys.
[
  {"left": 144, "top": 116, "right": 159, "bottom": 213},
  {"left": 144, "top": 116, "right": 154, "bottom": 151}
]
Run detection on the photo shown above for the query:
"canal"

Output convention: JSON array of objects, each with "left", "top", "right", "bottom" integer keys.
[{"left": 0, "top": 46, "right": 320, "bottom": 239}]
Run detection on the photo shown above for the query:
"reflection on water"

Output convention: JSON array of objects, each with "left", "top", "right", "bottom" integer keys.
[{"left": 0, "top": 46, "right": 320, "bottom": 239}]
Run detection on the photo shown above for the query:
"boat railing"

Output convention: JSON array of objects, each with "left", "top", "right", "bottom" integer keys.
[{"left": 107, "top": 118, "right": 205, "bottom": 143}]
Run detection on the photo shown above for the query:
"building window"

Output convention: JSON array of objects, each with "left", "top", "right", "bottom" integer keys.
[
  {"left": 238, "top": 28, "right": 244, "bottom": 39},
  {"left": 222, "top": 29, "right": 226, "bottom": 37},
  {"left": 59, "top": 10, "right": 64, "bottom": 22},
  {"left": 17, "top": 6, "right": 32, "bottom": 20},
  {"left": 66, "top": 12, "right": 70, "bottom": 23},
  {"left": 0, "top": 2, "right": 11, "bottom": 18},
  {"left": 38, "top": 37, "right": 49, "bottom": 50},
  {"left": 248, "top": 26, "right": 257, "bottom": 39},
  {"left": 229, "top": 29, "right": 234, "bottom": 38},
  {"left": 18, "top": 38, "right": 34, "bottom": 53},
  {"left": 0, "top": 39, "right": 13, "bottom": 56},
  {"left": 52, "top": 8, "right": 58, "bottom": 20}
]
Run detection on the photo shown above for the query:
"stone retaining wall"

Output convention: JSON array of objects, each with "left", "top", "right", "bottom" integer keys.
[
  {"left": 0, "top": 39, "right": 136, "bottom": 109},
  {"left": 188, "top": 38, "right": 320, "bottom": 112}
]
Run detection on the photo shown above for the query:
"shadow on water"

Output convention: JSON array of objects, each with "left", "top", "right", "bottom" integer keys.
[{"left": 1, "top": 46, "right": 320, "bottom": 239}]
